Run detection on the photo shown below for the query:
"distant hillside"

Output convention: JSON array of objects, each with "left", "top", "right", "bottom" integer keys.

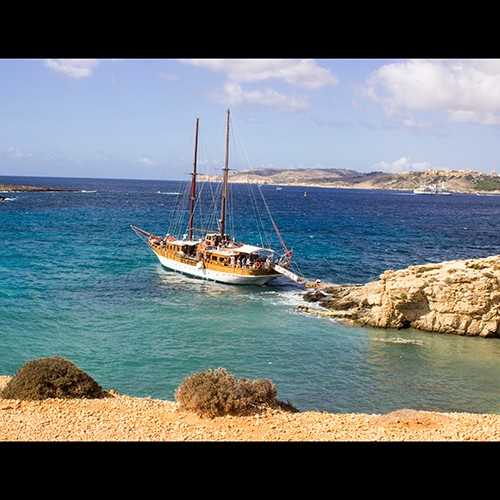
[{"left": 198, "top": 168, "right": 500, "bottom": 193}]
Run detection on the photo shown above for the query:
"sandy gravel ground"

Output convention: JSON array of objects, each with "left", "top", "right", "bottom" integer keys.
[{"left": 1, "top": 376, "right": 499, "bottom": 441}]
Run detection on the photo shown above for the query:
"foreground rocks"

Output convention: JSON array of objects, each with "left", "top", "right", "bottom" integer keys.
[
  {"left": 0, "top": 377, "right": 498, "bottom": 441},
  {"left": 300, "top": 255, "right": 500, "bottom": 338}
]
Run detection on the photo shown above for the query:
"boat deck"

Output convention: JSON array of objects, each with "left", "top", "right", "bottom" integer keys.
[{"left": 149, "top": 240, "right": 277, "bottom": 277}]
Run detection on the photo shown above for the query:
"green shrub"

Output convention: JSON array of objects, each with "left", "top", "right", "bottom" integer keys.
[
  {"left": 473, "top": 178, "right": 500, "bottom": 191},
  {"left": 175, "top": 368, "right": 298, "bottom": 418},
  {"left": 0, "top": 357, "right": 105, "bottom": 400}
]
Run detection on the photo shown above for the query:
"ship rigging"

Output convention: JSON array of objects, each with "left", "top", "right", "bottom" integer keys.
[{"left": 131, "top": 110, "right": 304, "bottom": 286}]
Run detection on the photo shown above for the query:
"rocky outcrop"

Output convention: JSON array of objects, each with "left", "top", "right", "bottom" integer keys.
[
  {"left": 0, "top": 184, "right": 76, "bottom": 192},
  {"left": 299, "top": 255, "right": 500, "bottom": 338}
]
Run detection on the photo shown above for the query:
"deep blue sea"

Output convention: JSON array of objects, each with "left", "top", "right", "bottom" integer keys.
[{"left": 1, "top": 175, "right": 500, "bottom": 414}]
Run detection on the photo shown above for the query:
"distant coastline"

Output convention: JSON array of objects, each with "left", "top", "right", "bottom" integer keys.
[
  {"left": 0, "top": 183, "right": 77, "bottom": 193},
  {"left": 198, "top": 167, "right": 500, "bottom": 195},
  {"left": 200, "top": 179, "right": 500, "bottom": 196}
]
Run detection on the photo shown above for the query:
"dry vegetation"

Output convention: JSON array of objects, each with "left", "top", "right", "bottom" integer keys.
[
  {"left": 175, "top": 368, "right": 297, "bottom": 417},
  {"left": 1, "top": 358, "right": 499, "bottom": 441},
  {"left": 0, "top": 357, "right": 105, "bottom": 400}
]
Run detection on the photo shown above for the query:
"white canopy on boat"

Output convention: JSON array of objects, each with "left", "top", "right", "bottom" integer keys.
[
  {"left": 171, "top": 240, "right": 200, "bottom": 246},
  {"left": 235, "top": 244, "right": 274, "bottom": 254},
  {"left": 208, "top": 244, "right": 274, "bottom": 257}
]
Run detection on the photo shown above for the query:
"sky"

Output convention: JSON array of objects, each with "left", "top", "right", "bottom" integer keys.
[{"left": 1, "top": 58, "right": 500, "bottom": 180}]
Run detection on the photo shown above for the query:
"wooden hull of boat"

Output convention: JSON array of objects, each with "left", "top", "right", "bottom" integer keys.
[{"left": 155, "top": 254, "right": 280, "bottom": 285}]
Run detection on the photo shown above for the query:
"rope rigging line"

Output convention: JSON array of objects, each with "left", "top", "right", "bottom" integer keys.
[
  {"left": 257, "top": 184, "right": 289, "bottom": 254},
  {"left": 199, "top": 134, "right": 224, "bottom": 235},
  {"left": 231, "top": 115, "right": 285, "bottom": 253},
  {"left": 230, "top": 118, "right": 270, "bottom": 250},
  {"left": 207, "top": 176, "right": 222, "bottom": 234},
  {"left": 172, "top": 180, "right": 190, "bottom": 238},
  {"left": 166, "top": 177, "right": 187, "bottom": 236},
  {"left": 227, "top": 126, "right": 237, "bottom": 241},
  {"left": 230, "top": 114, "right": 305, "bottom": 280}
]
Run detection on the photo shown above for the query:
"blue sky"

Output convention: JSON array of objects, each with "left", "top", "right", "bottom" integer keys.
[{"left": 1, "top": 58, "right": 500, "bottom": 179}]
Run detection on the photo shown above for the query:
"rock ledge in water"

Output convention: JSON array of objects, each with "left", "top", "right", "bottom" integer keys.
[
  {"left": 301, "top": 255, "right": 500, "bottom": 338},
  {"left": 0, "top": 183, "right": 76, "bottom": 192}
]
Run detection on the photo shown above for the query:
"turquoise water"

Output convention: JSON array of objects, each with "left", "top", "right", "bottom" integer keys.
[{"left": 1, "top": 176, "right": 500, "bottom": 413}]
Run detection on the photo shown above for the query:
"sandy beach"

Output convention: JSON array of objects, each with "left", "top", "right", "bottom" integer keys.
[{"left": 1, "top": 376, "right": 499, "bottom": 441}]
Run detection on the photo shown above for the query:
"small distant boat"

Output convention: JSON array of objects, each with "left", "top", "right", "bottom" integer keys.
[
  {"left": 0, "top": 195, "right": 6, "bottom": 203},
  {"left": 157, "top": 191, "right": 181, "bottom": 195},
  {"left": 413, "top": 182, "right": 451, "bottom": 195},
  {"left": 276, "top": 187, "right": 283, "bottom": 191},
  {"left": 304, "top": 191, "right": 308, "bottom": 197}
]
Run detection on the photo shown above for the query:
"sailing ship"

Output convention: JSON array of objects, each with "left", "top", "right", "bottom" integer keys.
[{"left": 131, "top": 110, "right": 303, "bottom": 286}]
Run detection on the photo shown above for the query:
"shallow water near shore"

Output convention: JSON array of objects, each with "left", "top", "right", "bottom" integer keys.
[{"left": 1, "top": 175, "right": 500, "bottom": 414}]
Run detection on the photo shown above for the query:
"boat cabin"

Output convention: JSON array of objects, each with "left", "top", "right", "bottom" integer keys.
[
  {"left": 205, "top": 244, "right": 275, "bottom": 270},
  {"left": 151, "top": 236, "right": 200, "bottom": 258}
]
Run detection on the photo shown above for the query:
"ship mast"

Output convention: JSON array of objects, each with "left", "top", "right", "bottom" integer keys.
[
  {"left": 219, "top": 109, "right": 230, "bottom": 239},
  {"left": 187, "top": 117, "right": 199, "bottom": 241}
]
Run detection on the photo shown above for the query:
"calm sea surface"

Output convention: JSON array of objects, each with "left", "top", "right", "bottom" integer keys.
[{"left": 1, "top": 175, "right": 500, "bottom": 413}]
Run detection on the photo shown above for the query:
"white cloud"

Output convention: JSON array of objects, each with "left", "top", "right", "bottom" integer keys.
[
  {"left": 3, "top": 147, "right": 33, "bottom": 159},
  {"left": 220, "top": 82, "right": 307, "bottom": 111},
  {"left": 448, "top": 110, "right": 500, "bottom": 125},
  {"left": 366, "top": 59, "right": 500, "bottom": 125},
  {"left": 45, "top": 59, "right": 98, "bottom": 79},
  {"left": 139, "top": 156, "right": 157, "bottom": 166},
  {"left": 373, "top": 157, "right": 435, "bottom": 173},
  {"left": 182, "top": 59, "right": 338, "bottom": 89}
]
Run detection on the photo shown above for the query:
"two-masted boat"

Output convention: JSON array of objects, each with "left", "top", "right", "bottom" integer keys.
[{"left": 131, "top": 110, "right": 303, "bottom": 286}]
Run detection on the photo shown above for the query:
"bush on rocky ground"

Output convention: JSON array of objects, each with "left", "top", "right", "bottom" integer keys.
[
  {"left": 0, "top": 357, "right": 105, "bottom": 400},
  {"left": 175, "top": 368, "right": 298, "bottom": 418}
]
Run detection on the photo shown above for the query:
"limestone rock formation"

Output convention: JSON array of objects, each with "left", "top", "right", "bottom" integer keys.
[{"left": 299, "top": 255, "right": 500, "bottom": 338}]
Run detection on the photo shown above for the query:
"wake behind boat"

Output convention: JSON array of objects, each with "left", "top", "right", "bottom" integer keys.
[{"left": 132, "top": 110, "right": 303, "bottom": 286}]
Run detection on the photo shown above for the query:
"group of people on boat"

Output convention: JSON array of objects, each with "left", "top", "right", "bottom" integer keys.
[
  {"left": 229, "top": 254, "right": 273, "bottom": 271},
  {"left": 151, "top": 232, "right": 275, "bottom": 272}
]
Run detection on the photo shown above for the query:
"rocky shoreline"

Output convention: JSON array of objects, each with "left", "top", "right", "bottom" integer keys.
[
  {"left": 198, "top": 178, "right": 500, "bottom": 195},
  {"left": 0, "top": 183, "right": 77, "bottom": 193},
  {"left": 300, "top": 255, "right": 500, "bottom": 338},
  {"left": 0, "top": 377, "right": 498, "bottom": 441}
]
